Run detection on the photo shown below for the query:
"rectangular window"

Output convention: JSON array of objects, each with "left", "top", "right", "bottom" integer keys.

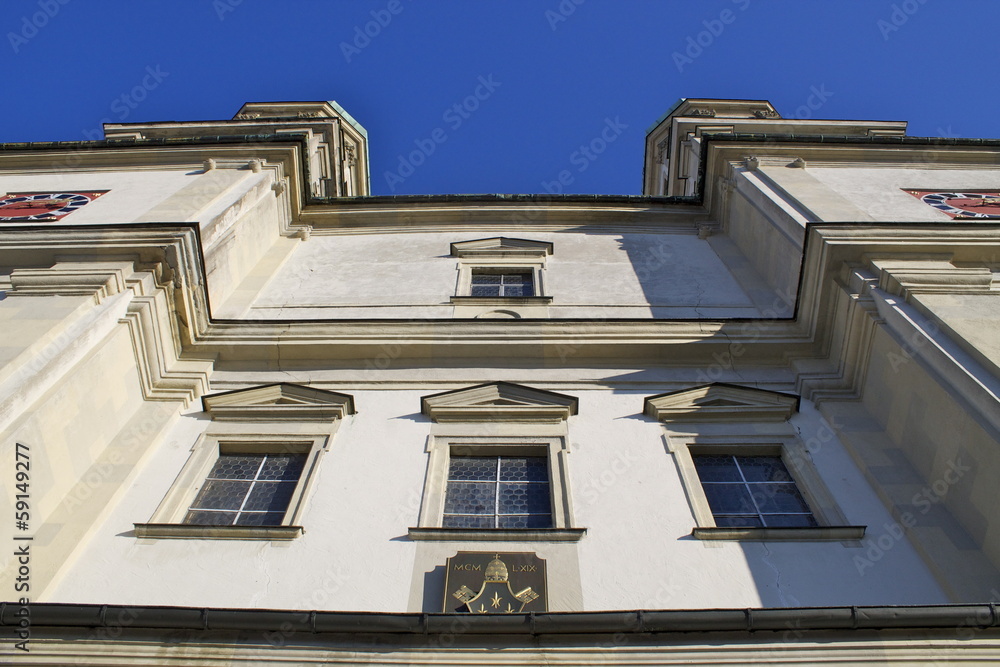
[
  {"left": 443, "top": 455, "right": 552, "bottom": 529},
  {"left": 184, "top": 453, "right": 307, "bottom": 527},
  {"left": 693, "top": 454, "right": 817, "bottom": 528},
  {"left": 470, "top": 270, "right": 534, "bottom": 297}
]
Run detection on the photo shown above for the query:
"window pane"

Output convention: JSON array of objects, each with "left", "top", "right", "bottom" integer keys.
[
  {"left": 449, "top": 456, "right": 498, "bottom": 481},
  {"left": 763, "top": 514, "right": 819, "bottom": 528},
  {"left": 190, "top": 479, "right": 252, "bottom": 511},
  {"left": 259, "top": 455, "right": 307, "bottom": 480},
  {"left": 208, "top": 455, "right": 263, "bottom": 480},
  {"left": 442, "top": 514, "right": 495, "bottom": 529},
  {"left": 498, "top": 514, "right": 553, "bottom": 529},
  {"left": 714, "top": 515, "right": 763, "bottom": 528},
  {"left": 498, "top": 482, "right": 551, "bottom": 514},
  {"left": 235, "top": 512, "right": 287, "bottom": 526},
  {"left": 693, "top": 455, "right": 741, "bottom": 482},
  {"left": 471, "top": 284, "right": 502, "bottom": 297},
  {"left": 737, "top": 456, "right": 791, "bottom": 483},
  {"left": 702, "top": 483, "right": 756, "bottom": 515},
  {"left": 699, "top": 454, "right": 818, "bottom": 529},
  {"left": 751, "top": 484, "right": 812, "bottom": 514},
  {"left": 183, "top": 510, "right": 238, "bottom": 525},
  {"left": 471, "top": 274, "right": 502, "bottom": 285},
  {"left": 444, "top": 454, "right": 552, "bottom": 529},
  {"left": 184, "top": 452, "right": 306, "bottom": 527},
  {"left": 243, "top": 481, "right": 297, "bottom": 512},
  {"left": 500, "top": 457, "right": 548, "bottom": 482},
  {"left": 443, "top": 481, "right": 496, "bottom": 514}
]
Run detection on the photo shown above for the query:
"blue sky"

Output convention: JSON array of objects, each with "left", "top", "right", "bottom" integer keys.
[{"left": 2, "top": 0, "right": 998, "bottom": 195}]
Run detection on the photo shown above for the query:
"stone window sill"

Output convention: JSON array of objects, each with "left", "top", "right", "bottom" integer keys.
[
  {"left": 408, "top": 527, "right": 586, "bottom": 542},
  {"left": 449, "top": 296, "right": 553, "bottom": 305},
  {"left": 134, "top": 523, "right": 303, "bottom": 540},
  {"left": 692, "top": 526, "right": 866, "bottom": 541}
]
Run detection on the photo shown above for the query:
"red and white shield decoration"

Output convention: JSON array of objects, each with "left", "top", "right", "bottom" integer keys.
[
  {"left": 905, "top": 190, "right": 1000, "bottom": 219},
  {"left": 0, "top": 191, "right": 107, "bottom": 221}
]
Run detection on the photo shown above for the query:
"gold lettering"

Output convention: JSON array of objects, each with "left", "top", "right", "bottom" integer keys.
[
  {"left": 512, "top": 565, "right": 536, "bottom": 572},
  {"left": 453, "top": 564, "right": 482, "bottom": 571}
]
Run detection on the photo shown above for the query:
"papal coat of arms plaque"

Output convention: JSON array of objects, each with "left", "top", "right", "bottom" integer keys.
[
  {"left": 905, "top": 189, "right": 1000, "bottom": 219},
  {"left": 0, "top": 191, "right": 107, "bottom": 221},
  {"left": 443, "top": 552, "right": 547, "bottom": 613}
]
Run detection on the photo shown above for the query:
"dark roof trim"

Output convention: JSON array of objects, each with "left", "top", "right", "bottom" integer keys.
[
  {"left": 310, "top": 193, "right": 699, "bottom": 206},
  {"left": 3, "top": 602, "right": 998, "bottom": 636},
  {"left": 0, "top": 133, "right": 310, "bottom": 153},
  {"left": 705, "top": 133, "right": 1000, "bottom": 147}
]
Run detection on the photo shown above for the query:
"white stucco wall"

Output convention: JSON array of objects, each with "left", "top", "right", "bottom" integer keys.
[
  {"left": 808, "top": 167, "right": 1000, "bottom": 222},
  {"left": 45, "top": 384, "right": 948, "bottom": 612},
  {"left": 0, "top": 170, "right": 201, "bottom": 224},
  {"left": 248, "top": 230, "right": 766, "bottom": 320}
]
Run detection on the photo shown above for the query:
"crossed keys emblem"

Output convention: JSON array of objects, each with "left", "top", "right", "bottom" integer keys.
[{"left": 451, "top": 554, "right": 539, "bottom": 614}]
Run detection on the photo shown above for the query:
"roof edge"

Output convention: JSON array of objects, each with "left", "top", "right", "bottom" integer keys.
[{"left": 3, "top": 602, "right": 998, "bottom": 636}]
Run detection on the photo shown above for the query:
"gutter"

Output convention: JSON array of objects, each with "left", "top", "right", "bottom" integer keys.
[
  {"left": 3, "top": 602, "right": 998, "bottom": 636},
  {"left": 309, "top": 193, "right": 700, "bottom": 206}
]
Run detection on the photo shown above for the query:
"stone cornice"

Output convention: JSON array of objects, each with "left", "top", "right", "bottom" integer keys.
[
  {"left": 868, "top": 256, "right": 993, "bottom": 297},
  {"left": 0, "top": 256, "right": 210, "bottom": 413},
  {"left": 300, "top": 198, "right": 708, "bottom": 233},
  {"left": 3, "top": 222, "right": 999, "bottom": 370}
]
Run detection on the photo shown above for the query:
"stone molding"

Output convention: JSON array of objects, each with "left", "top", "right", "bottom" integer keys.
[
  {"left": 134, "top": 524, "right": 302, "bottom": 540},
  {"left": 421, "top": 382, "right": 578, "bottom": 423},
  {"left": 407, "top": 528, "right": 585, "bottom": 542},
  {"left": 5, "top": 258, "right": 210, "bottom": 407},
  {"left": 644, "top": 383, "right": 799, "bottom": 423},
  {"left": 202, "top": 383, "right": 356, "bottom": 422},
  {"left": 869, "top": 256, "right": 993, "bottom": 297},
  {"left": 450, "top": 237, "right": 554, "bottom": 258},
  {"left": 693, "top": 526, "right": 866, "bottom": 541}
]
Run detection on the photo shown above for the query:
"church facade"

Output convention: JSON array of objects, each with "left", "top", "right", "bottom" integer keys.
[{"left": 2, "top": 98, "right": 1000, "bottom": 663}]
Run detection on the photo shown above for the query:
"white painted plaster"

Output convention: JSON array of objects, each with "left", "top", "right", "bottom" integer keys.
[
  {"left": 809, "top": 167, "right": 1000, "bottom": 222},
  {"left": 46, "top": 387, "right": 947, "bottom": 611},
  {"left": 249, "top": 230, "right": 759, "bottom": 319},
  {"left": 0, "top": 170, "right": 201, "bottom": 224}
]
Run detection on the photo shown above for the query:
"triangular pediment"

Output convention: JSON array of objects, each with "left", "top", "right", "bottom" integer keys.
[
  {"left": 450, "top": 237, "right": 553, "bottom": 258},
  {"left": 203, "top": 383, "right": 355, "bottom": 422},
  {"left": 421, "top": 382, "right": 577, "bottom": 423},
  {"left": 644, "top": 384, "right": 798, "bottom": 423}
]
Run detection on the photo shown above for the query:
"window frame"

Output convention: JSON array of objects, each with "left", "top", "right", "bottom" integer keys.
[
  {"left": 669, "top": 435, "right": 865, "bottom": 542},
  {"left": 645, "top": 383, "right": 865, "bottom": 542},
  {"left": 135, "top": 433, "right": 327, "bottom": 540},
  {"left": 135, "top": 383, "right": 354, "bottom": 540},
  {"left": 409, "top": 434, "right": 583, "bottom": 542},
  {"left": 448, "top": 237, "right": 554, "bottom": 317},
  {"left": 451, "top": 258, "right": 551, "bottom": 303}
]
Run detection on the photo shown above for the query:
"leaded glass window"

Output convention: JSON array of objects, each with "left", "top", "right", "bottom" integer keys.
[
  {"left": 443, "top": 455, "right": 552, "bottom": 529},
  {"left": 470, "top": 270, "right": 534, "bottom": 297},
  {"left": 184, "top": 453, "right": 307, "bottom": 526},
  {"left": 692, "top": 454, "right": 817, "bottom": 528}
]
